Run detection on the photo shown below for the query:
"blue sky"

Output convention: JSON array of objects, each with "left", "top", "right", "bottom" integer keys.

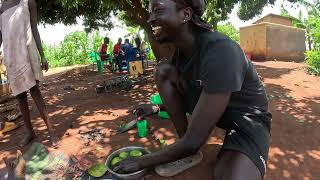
[{"left": 38, "top": 0, "right": 307, "bottom": 45}]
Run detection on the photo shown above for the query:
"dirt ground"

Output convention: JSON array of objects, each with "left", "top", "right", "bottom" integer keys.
[{"left": 0, "top": 61, "right": 319, "bottom": 180}]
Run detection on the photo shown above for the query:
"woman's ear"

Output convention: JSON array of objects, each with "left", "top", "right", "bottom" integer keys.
[{"left": 181, "top": 7, "right": 193, "bottom": 23}]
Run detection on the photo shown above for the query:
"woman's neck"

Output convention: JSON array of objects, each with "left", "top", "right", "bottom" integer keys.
[{"left": 174, "top": 27, "right": 196, "bottom": 59}]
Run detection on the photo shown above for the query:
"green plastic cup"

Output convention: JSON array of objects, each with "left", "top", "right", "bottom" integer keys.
[
  {"left": 137, "top": 120, "right": 148, "bottom": 138},
  {"left": 158, "top": 111, "right": 170, "bottom": 119},
  {"left": 150, "top": 93, "right": 163, "bottom": 105}
]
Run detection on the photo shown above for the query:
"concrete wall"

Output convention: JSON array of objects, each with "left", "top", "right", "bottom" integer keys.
[
  {"left": 240, "top": 24, "right": 267, "bottom": 61},
  {"left": 266, "top": 24, "right": 306, "bottom": 62},
  {"left": 255, "top": 15, "right": 293, "bottom": 27}
]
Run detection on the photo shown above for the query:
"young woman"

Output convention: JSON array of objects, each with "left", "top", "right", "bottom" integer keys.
[
  {"left": 0, "top": 0, "right": 56, "bottom": 146},
  {"left": 117, "top": 0, "right": 272, "bottom": 179}
]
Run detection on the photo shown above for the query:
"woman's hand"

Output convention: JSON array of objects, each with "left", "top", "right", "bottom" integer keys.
[
  {"left": 41, "top": 57, "right": 49, "bottom": 72},
  {"left": 129, "top": 104, "right": 159, "bottom": 120},
  {"left": 114, "top": 158, "right": 142, "bottom": 174}
]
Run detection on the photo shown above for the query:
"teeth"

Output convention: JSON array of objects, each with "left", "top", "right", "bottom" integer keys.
[{"left": 152, "top": 26, "right": 162, "bottom": 31}]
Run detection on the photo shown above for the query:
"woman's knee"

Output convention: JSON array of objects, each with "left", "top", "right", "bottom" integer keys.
[
  {"left": 213, "top": 150, "right": 262, "bottom": 180},
  {"left": 154, "top": 63, "right": 178, "bottom": 83}
]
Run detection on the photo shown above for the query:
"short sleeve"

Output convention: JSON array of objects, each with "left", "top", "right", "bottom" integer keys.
[{"left": 200, "top": 40, "right": 248, "bottom": 93}]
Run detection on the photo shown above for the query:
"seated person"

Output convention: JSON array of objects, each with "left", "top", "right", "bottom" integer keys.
[
  {"left": 99, "top": 37, "right": 110, "bottom": 61},
  {"left": 113, "top": 38, "right": 124, "bottom": 72}
]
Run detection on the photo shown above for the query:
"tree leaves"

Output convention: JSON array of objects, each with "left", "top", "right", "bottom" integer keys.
[{"left": 37, "top": 0, "right": 282, "bottom": 32}]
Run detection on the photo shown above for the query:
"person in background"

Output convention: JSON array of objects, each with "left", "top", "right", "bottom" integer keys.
[
  {"left": 0, "top": 0, "right": 57, "bottom": 147},
  {"left": 99, "top": 37, "right": 110, "bottom": 61},
  {"left": 113, "top": 38, "right": 123, "bottom": 72},
  {"left": 126, "top": 37, "right": 142, "bottom": 62},
  {"left": 122, "top": 38, "right": 133, "bottom": 63},
  {"left": 140, "top": 41, "right": 146, "bottom": 67}
]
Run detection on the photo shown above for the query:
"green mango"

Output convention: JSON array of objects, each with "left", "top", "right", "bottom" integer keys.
[
  {"left": 129, "top": 150, "right": 143, "bottom": 157},
  {"left": 111, "top": 157, "right": 122, "bottom": 166},
  {"left": 88, "top": 163, "right": 107, "bottom": 177},
  {"left": 119, "top": 151, "right": 129, "bottom": 159}
]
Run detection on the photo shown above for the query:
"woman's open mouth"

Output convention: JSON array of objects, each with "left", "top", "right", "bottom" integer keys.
[{"left": 152, "top": 26, "right": 163, "bottom": 37}]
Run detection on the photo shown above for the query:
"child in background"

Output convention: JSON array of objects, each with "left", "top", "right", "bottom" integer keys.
[{"left": 99, "top": 37, "right": 110, "bottom": 61}]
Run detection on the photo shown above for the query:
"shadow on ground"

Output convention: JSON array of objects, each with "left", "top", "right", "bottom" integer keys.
[
  {"left": 255, "top": 62, "right": 320, "bottom": 180},
  {"left": 1, "top": 62, "right": 319, "bottom": 180}
]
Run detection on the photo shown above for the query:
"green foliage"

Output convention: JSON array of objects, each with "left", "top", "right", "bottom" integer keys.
[
  {"left": 307, "top": 17, "right": 320, "bottom": 51},
  {"left": 305, "top": 51, "right": 320, "bottom": 76},
  {"left": 281, "top": 1, "right": 320, "bottom": 75},
  {"left": 44, "top": 31, "right": 105, "bottom": 68},
  {"left": 296, "top": 0, "right": 320, "bottom": 17},
  {"left": 108, "top": 40, "right": 114, "bottom": 55},
  {"left": 148, "top": 47, "right": 156, "bottom": 61},
  {"left": 38, "top": 0, "right": 294, "bottom": 59},
  {"left": 281, "top": 1, "right": 320, "bottom": 51},
  {"left": 203, "top": 1, "right": 237, "bottom": 28},
  {"left": 217, "top": 23, "right": 240, "bottom": 43},
  {"left": 38, "top": 0, "right": 282, "bottom": 32}
]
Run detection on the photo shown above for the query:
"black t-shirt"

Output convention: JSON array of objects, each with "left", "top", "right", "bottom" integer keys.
[{"left": 172, "top": 31, "right": 271, "bottom": 127}]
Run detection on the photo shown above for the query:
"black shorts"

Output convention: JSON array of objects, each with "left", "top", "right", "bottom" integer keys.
[{"left": 217, "top": 110, "right": 272, "bottom": 177}]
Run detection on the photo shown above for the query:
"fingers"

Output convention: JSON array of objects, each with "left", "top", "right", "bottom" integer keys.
[
  {"left": 114, "top": 164, "right": 126, "bottom": 174},
  {"left": 3, "top": 158, "right": 14, "bottom": 169},
  {"left": 133, "top": 108, "right": 144, "bottom": 116},
  {"left": 113, "top": 165, "right": 121, "bottom": 172},
  {"left": 17, "top": 150, "right": 24, "bottom": 161},
  {"left": 128, "top": 104, "right": 144, "bottom": 113},
  {"left": 3, "top": 158, "right": 9, "bottom": 167},
  {"left": 42, "top": 62, "right": 49, "bottom": 72},
  {"left": 45, "top": 64, "right": 49, "bottom": 72}
]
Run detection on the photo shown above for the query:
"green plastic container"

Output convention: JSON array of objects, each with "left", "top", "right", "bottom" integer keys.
[
  {"left": 158, "top": 111, "right": 170, "bottom": 119},
  {"left": 150, "top": 93, "right": 163, "bottom": 105},
  {"left": 137, "top": 120, "right": 148, "bottom": 138}
]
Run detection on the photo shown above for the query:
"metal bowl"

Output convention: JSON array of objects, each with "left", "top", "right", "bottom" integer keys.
[{"left": 105, "top": 146, "right": 151, "bottom": 180}]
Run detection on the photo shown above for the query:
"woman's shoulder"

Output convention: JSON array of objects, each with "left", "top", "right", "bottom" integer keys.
[
  {"left": 197, "top": 30, "right": 242, "bottom": 51},
  {"left": 197, "top": 31, "right": 230, "bottom": 44}
]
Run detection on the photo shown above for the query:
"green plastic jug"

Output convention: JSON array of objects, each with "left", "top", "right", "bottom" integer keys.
[
  {"left": 158, "top": 111, "right": 170, "bottom": 119},
  {"left": 150, "top": 93, "right": 163, "bottom": 105},
  {"left": 137, "top": 120, "right": 148, "bottom": 138}
]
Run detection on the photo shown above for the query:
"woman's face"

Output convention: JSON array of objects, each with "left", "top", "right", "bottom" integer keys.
[{"left": 148, "top": 0, "right": 184, "bottom": 43}]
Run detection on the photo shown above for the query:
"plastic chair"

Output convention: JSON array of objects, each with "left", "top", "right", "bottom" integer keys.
[
  {"left": 89, "top": 52, "right": 103, "bottom": 73},
  {"left": 89, "top": 51, "right": 99, "bottom": 70},
  {"left": 104, "top": 54, "right": 116, "bottom": 73}
]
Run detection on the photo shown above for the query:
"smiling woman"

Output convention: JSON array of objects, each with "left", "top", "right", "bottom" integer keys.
[{"left": 117, "top": 0, "right": 272, "bottom": 179}]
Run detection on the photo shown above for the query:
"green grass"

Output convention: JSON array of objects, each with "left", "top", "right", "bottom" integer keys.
[{"left": 305, "top": 50, "right": 320, "bottom": 76}]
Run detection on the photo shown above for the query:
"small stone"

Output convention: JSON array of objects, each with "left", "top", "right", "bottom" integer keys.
[{"left": 63, "top": 85, "right": 75, "bottom": 91}]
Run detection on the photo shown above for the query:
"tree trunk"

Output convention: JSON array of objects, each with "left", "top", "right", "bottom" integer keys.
[{"left": 308, "top": 37, "right": 312, "bottom": 51}]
